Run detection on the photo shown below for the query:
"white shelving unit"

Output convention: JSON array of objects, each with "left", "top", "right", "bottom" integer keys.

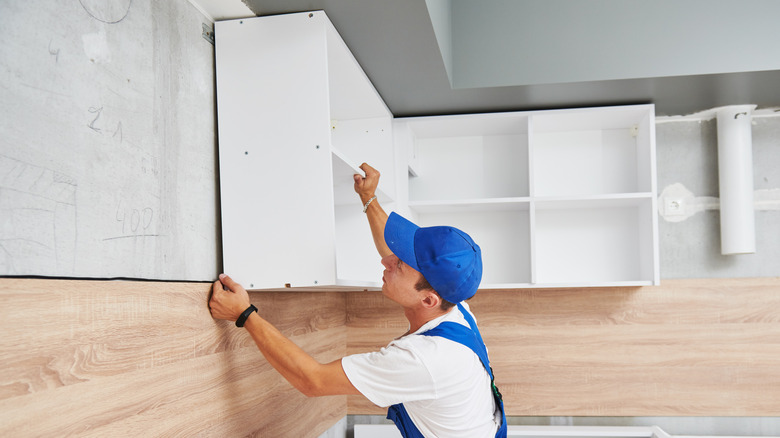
[
  {"left": 395, "top": 105, "right": 659, "bottom": 288},
  {"left": 215, "top": 11, "right": 659, "bottom": 291},
  {"left": 396, "top": 112, "right": 534, "bottom": 287}
]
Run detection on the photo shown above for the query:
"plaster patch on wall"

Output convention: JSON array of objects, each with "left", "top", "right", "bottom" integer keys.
[
  {"left": 658, "top": 183, "right": 780, "bottom": 222},
  {"left": 82, "top": 28, "right": 111, "bottom": 64},
  {"left": 658, "top": 183, "right": 718, "bottom": 223}
]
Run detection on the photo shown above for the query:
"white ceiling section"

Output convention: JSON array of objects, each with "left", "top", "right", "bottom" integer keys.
[{"left": 208, "top": 0, "right": 780, "bottom": 117}]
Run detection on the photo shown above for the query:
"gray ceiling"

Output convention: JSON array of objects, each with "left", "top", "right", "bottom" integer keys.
[{"left": 242, "top": 0, "right": 780, "bottom": 118}]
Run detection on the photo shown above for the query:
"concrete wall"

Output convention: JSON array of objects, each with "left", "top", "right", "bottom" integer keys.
[
  {"left": 0, "top": 0, "right": 220, "bottom": 281},
  {"left": 656, "top": 112, "right": 780, "bottom": 278}
]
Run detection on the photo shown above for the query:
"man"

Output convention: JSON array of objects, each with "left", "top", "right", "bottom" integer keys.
[{"left": 209, "top": 164, "right": 506, "bottom": 438}]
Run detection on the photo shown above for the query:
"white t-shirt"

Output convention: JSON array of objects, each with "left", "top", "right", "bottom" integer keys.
[{"left": 341, "top": 302, "right": 500, "bottom": 438}]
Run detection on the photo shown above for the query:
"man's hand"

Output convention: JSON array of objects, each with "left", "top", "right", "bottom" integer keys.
[
  {"left": 210, "top": 277, "right": 360, "bottom": 398},
  {"left": 354, "top": 163, "right": 380, "bottom": 204},
  {"left": 209, "top": 274, "right": 252, "bottom": 322},
  {"left": 353, "top": 163, "right": 391, "bottom": 258}
]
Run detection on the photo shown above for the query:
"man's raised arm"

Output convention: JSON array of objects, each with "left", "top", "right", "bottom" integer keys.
[{"left": 353, "top": 163, "right": 392, "bottom": 258}]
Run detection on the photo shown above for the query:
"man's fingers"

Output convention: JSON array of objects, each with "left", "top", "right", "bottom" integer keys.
[
  {"left": 209, "top": 280, "right": 222, "bottom": 315},
  {"left": 361, "top": 163, "right": 378, "bottom": 177},
  {"left": 218, "top": 273, "right": 239, "bottom": 292}
]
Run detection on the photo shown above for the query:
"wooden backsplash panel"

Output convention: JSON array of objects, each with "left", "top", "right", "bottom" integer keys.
[
  {"left": 346, "top": 278, "right": 780, "bottom": 416},
  {"left": 0, "top": 279, "right": 346, "bottom": 437},
  {"left": 3, "top": 276, "right": 779, "bottom": 435}
]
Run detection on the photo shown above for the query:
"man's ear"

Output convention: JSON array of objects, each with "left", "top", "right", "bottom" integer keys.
[{"left": 420, "top": 291, "right": 441, "bottom": 309}]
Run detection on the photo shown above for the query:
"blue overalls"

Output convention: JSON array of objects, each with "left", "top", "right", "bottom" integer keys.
[{"left": 386, "top": 303, "right": 508, "bottom": 438}]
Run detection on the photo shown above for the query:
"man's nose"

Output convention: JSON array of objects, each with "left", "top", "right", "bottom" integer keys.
[{"left": 381, "top": 254, "right": 398, "bottom": 269}]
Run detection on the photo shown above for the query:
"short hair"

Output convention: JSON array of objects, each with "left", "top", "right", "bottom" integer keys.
[{"left": 415, "top": 276, "right": 456, "bottom": 311}]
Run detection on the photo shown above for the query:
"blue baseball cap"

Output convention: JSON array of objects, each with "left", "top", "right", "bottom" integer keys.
[{"left": 384, "top": 212, "right": 483, "bottom": 303}]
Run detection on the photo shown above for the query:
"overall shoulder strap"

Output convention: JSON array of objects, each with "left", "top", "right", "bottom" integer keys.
[
  {"left": 387, "top": 403, "right": 426, "bottom": 438},
  {"left": 420, "top": 304, "right": 508, "bottom": 438},
  {"left": 421, "top": 321, "right": 492, "bottom": 379},
  {"left": 420, "top": 303, "right": 492, "bottom": 377}
]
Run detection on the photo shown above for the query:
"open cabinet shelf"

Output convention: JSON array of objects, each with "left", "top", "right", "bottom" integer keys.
[
  {"left": 530, "top": 106, "right": 655, "bottom": 197},
  {"left": 411, "top": 206, "right": 533, "bottom": 288}
]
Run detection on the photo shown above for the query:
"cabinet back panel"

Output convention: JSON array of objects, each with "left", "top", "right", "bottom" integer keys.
[
  {"left": 533, "top": 129, "right": 639, "bottom": 196},
  {"left": 410, "top": 135, "right": 529, "bottom": 201},
  {"left": 535, "top": 206, "right": 642, "bottom": 284},
  {"left": 415, "top": 209, "right": 532, "bottom": 285},
  {"left": 335, "top": 204, "right": 384, "bottom": 285}
]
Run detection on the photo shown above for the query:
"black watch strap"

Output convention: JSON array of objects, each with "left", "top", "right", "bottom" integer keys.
[{"left": 235, "top": 304, "right": 258, "bottom": 327}]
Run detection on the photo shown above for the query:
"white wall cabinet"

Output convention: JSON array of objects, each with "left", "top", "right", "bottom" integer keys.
[
  {"left": 396, "top": 105, "right": 659, "bottom": 288},
  {"left": 215, "top": 11, "right": 395, "bottom": 290},
  {"left": 215, "top": 11, "right": 659, "bottom": 291}
]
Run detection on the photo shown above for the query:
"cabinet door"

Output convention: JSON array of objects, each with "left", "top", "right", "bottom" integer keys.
[
  {"left": 216, "top": 12, "right": 394, "bottom": 290},
  {"left": 216, "top": 15, "right": 337, "bottom": 289}
]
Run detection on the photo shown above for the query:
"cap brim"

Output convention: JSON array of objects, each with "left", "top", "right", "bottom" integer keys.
[{"left": 384, "top": 212, "right": 421, "bottom": 271}]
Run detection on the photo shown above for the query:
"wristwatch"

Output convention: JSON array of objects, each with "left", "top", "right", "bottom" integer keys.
[{"left": 235, "top": 304, "right": 258, "bottom": 327}]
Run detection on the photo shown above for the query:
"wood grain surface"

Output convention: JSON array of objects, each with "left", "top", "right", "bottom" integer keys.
[
  {"left": 0, "top": 279, "right": 346, "bottom": 437},
  {"left": 346, "top": 278, "right": 780, "bottom": 416},
  {"left": 2, "top": 277, "right": 779, "bottom": 437}
]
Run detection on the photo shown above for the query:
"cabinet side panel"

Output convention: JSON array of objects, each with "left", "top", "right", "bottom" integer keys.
[
  {"left": 216, "top": 15, "right": 336, "bottom": 289},
  {"left": 636, "top": 112, "right": 654, "bottom": 193}
]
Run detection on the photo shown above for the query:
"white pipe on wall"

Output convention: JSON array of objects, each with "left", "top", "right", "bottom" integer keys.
[{"left": 716, "top": 104, "right": 757, "bottom": 255}]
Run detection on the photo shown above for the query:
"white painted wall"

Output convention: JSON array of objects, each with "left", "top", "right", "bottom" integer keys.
[{"left": 449, "top": 0, "right": 780, "bottom": 88}]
